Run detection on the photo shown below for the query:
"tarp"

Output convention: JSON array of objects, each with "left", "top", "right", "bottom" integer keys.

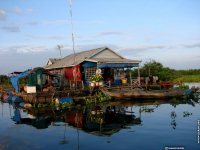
[
  {"left": 84, "top": 61, "right": 97, "bottom": 68},
  {"left": 98, "top": 63, "right": 139, "bottom": 68},
  {"left": 10, "top": 70, "right": 30, "bottom": 93},
  {"left": 59, "top": 97, "right": 73, "bottom": 103},
  {"left": 64, "top": 65, "right": 82, "bottom": 81}
]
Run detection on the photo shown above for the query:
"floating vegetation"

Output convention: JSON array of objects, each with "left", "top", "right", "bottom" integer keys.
[
  {"left": 183, "top": 111, "right": 192, "bottom": 117},
  {"left": 191, "top": 92, "right": 200, "bottom": 102},
  {"left": 175, "top": 84, "right": 189, "bottom": 90},
  {"left": 84, "top": 91, "right": 111, "bottom": 108},
  {"left": 29, "top": 100, "right": 74, "bottom": 111}
]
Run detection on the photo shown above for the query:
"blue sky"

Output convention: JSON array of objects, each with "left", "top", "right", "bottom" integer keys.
[{"left": 0, "top": 0, "right": 200, "bottom": 74}]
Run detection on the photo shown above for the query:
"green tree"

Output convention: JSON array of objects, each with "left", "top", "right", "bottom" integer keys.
[
  {"left": 131, "top": 60, "right": 176, "bottom": 81},
  {"left": 0, "top": 75, "right": 10, "bottom": 86}
]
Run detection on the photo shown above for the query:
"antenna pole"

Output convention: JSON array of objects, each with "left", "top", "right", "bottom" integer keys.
[
  {"left": 57, "top": 45, "right": 63, "bottom": 58},
  {"left": 69, "top": 0, "right": 77, "bottom": 83}
]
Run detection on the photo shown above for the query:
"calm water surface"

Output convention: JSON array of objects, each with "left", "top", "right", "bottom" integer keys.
[{"left": 0, "top": 85, "right": 200, "bottom": 150}]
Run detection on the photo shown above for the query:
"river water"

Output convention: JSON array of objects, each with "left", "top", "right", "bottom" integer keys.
[{"left": 0, "top": 84, "right": 200, "bottom": 150}]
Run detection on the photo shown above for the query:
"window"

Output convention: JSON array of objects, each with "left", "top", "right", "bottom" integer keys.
[{"left": 85, "top": 67, "right": 96, "bottom": 80}]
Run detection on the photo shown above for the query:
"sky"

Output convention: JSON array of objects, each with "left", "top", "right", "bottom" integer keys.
[{"left": 0, "top": 0, "right": 200, "bottom": 74}]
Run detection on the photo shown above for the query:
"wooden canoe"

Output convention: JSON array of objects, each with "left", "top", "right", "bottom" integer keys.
[{"left": 100, "top": 88, "right": 186, "bottom": 99}]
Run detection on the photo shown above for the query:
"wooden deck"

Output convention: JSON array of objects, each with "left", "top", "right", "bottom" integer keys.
[{"left": 13, "top": 89, "right": 88, "bottom": 104}]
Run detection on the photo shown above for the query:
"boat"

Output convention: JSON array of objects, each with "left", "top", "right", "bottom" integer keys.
[{"left": 100, "top": 87, "right": 186, "bottom": 99}]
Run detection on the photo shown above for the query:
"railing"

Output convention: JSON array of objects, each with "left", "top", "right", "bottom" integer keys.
[
  {"left": 130, "top": 79, "right": 143, "bottom": 89},
  {"left": 60, "top": 80, "right": 85, "bottom": 90},
  {"left": 69, "top": 80, "right": 84, "bottom": 90},
  {"left": 81, "top": 79, "right": 176, "bottom": 90}
]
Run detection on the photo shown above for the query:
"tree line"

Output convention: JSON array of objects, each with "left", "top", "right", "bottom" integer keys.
[
  {"left": 131, "top": 60, "right": 200, "bottom": 82},
  {"left": 0, "top": 75, "right": 10, "bottom": 86}
]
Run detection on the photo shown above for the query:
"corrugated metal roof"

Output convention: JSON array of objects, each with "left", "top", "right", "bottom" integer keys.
[
  {"left": 45, "top": 47, "right": 141, "bottom": 69},
  {"left": 49, "top": 58, "right": 61, "bottom": 64},
  {"left": 45, "top": 47, "right": 107, "bottom": 69}
]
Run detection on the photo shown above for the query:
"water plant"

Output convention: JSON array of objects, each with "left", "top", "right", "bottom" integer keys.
[
  {"left": 89, "top": 73, "right": 103, "bottom": 82},
  {"left": 84, "top": 91, "right": 111, "bottom": 108}
]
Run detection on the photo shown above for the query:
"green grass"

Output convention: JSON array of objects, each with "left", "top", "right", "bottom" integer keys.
[{"left": 174, "top": 75, "right": 200, "bottom": 82}]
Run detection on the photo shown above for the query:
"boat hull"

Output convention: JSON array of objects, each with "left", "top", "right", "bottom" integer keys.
[{"left": 100, "top": 88, "right": 186, "bottom": 99}]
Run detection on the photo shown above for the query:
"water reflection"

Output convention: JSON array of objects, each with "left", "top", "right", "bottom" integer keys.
[
  {"left": 83, "top": 106, "right": 141, "bottom": 136},
  {"left": 8, "top": 97, "right": 199, "bottom": 133},
  {"left": 10, "top": 104, "right": 142, "bottom": 137},
  {"left": 183, "top": 111, "right": 192, "bottom": 117},
  {"left": 1, "top": 95, "right": 200, "bottom": 150},
  {"left": 170, "top": 111, "right": 177, "bottom": 129},
  {"left": 12, "top": 106, "right": 52, "bottom": 129}
]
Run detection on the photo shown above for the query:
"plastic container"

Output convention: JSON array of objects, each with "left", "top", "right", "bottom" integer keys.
[{"left": 121, "top": 78, "right": 127, "bottom": 84}]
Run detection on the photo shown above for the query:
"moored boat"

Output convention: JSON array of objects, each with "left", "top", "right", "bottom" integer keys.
[{"left": 100, "top": 87, "right": 186, "bottom": 99}]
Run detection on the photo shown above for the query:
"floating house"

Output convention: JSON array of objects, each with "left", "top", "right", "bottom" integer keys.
[
  {"left": 10, "top": 67, "right": 55, "bottom": 93},
  {"left": 45, "top": 47, "right": 141, "bottom": 86}
]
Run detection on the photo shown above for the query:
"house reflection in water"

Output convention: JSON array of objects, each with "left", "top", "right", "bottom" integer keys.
[
  {"left": 12, "top": 106, "right": 52, "bottom": 129},
  {"left": 65, "top": 106, "right": 141, "bottom": 136},
  {"left": 11, "top": 105, "right": 142, "bottom": 135}
]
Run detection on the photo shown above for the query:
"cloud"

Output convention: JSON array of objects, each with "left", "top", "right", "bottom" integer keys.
[
  {"left": 25, "top": 19, "right": 105, "bottom": 27},
  {"left": 1, "top": 25, "right": 20, "bottom": 32},
  {"left": 9, "top": 6, "right": 33, "bottom": 15},
  {"left": 0, "top": 47, "right": 9, "bottom": 54},
  {"left": 12, "top": 45, "right": 49, "bottom": 53},
  {"left": 0, "top": 9, "right": 6, "bottom": 20},
  {"left": 27, "top": 8, "right": 33, "bottom": 12},
  {"left": 183, "top": 43, "right": 200, "bottom": 48},
  {"left": 97, "top": 31, "right": 123, "bottom": 36},
  {"left": 24, "top": 19, "right": 68, "bottom": 26},
  {"left": 14, "top": 19, "right": 104, "bottom": 26},
  {"left": 119, "top": 45, "right": 166, "bottom": 52},
  {"left": 13, "top": 6, "right": 23, "bottom": 15},
  {"left": 38, "top": 19, "right": 68, "bottom": 25},
  {"left": 0, "top": 45, "right": 51, "bottom": 55},
  {"left": 28, "top": 35, "right": 66, "bottom": 40},
  {"left": 26, "top": 21, "right": 39, "bottom": 26}
]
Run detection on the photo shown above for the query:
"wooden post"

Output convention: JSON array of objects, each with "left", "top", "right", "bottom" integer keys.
[
  {"left": 138, "top": 65, "right": 141, "bottom": 86},
  {"left": 108, "top": 80, "right": 111, "bottom": 88},
  {"left": 129, "top": 69, "right": 132, "bottom": 84},
  {"left": 74, "top": 67, "right": 76, "bottom": 89},
  {"left": 139, "top": 106, "right": 141, "bottom": 119},
  {"left": 75, "top": 80, "right": 77, "bottom": 89},
  {"left": 81, "top": 80, "right": 84, "bottom": 90},
  {"left": 129, "top": 68, "right": 132, "bottom": 89}
]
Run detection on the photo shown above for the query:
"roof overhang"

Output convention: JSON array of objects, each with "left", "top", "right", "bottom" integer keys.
[{"left": 97, "top": 63, "right": 139, "bottom": 68}]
